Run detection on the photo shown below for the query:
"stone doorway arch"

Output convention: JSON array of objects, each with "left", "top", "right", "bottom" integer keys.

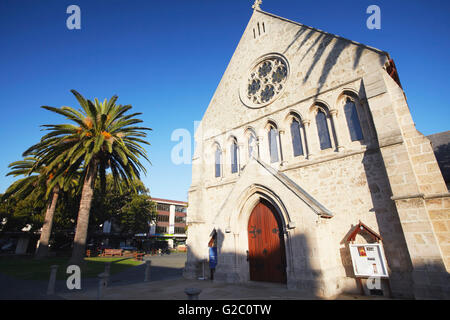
[{"left": 227, "top": 184, "right": 294, "bottom": 285}]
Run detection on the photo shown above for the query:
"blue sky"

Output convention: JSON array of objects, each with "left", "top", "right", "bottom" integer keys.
[{"left": 1, "top": 0, "right": 449, "bottom": 201}]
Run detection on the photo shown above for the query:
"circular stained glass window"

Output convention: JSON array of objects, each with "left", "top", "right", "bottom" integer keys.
[{"left": 241, "top": 54, "right": 289, "bottom": 108}]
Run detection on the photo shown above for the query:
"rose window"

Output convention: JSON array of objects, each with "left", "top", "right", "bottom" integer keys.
[{"left": 245, "top": 57, "right": 288, "bottom": 106}]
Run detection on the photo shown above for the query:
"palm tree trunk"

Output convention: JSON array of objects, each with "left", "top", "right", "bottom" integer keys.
[
  {"left": 69, "top": 164, "right": 97, "bottom": 266},
  {"left": 35, "top": 187, "right": 59, "bottom": 259}
]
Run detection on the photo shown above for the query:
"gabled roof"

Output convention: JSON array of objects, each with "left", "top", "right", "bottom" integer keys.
[
  {"left": 346, "top": 221, "right": 382, "bottom": 243},
  {"left": 254, "top": 157, "right": 333, "bottom": 218},
  {"left": 211, "top": 155, "right": 333, "bottom": 228}
]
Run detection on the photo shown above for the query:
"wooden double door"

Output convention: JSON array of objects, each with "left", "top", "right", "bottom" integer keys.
[{"left": 247, "top": 200, "right": 287, "bottom": 283}]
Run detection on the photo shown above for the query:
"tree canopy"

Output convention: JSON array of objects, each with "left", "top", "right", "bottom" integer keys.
[{"left": 1, "top": 174, "right": 156, "bottom": 235}]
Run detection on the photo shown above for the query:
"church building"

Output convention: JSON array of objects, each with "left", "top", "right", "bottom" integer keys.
[{"left": 183, "top": 1, "right": 450, "bottom": 299}]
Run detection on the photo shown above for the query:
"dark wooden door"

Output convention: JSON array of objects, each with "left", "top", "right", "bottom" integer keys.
[{"left": 247, "top": 200, "right": 287, "bottom": 283}]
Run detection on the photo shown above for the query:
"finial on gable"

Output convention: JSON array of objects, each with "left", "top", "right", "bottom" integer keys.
[{"left": 252, "top": 0, "right": 262, "bottom": 11}]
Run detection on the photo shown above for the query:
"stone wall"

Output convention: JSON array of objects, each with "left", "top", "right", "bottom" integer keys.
[
  {"left": 426, "top": 197, "right": 450, "bottom": 270},
  {"left": 283, "top": 150, "right": 413, "bottom": 297},
  {"left": 195, "top": 10, "right": 388, "bottom": 142},
  {"left": 363, "top": 71, "right": 450, "bottom": 298},
  {"left": 185, "top": 8, "right": 449, "bottom": 299}
]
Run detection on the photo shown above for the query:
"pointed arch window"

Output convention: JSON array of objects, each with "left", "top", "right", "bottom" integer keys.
[
  {"left": 248, "top": 132, "right": 257, "bottom": 158},
  {"left": 316, "top": 109, "right": 332, "bottom": 150},
  {"left": 268, "top": 125, "right": 280, "bottom": 163},
  {"left": 290, "top": 118, "right": 304, "bottom": 157},
  {"left": 214, "top": 145, "right": 222, "bottom": 178},
  {"left": 230, "top": 139, "right": 239, "bottom": 174},
  {"left": 344, "top": 98, "right": 364, "bottom": 141}
]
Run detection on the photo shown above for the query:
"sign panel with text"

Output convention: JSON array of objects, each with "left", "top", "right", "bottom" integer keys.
[{"left": 349, "top": 243, "right": 388, "bottom": 278}]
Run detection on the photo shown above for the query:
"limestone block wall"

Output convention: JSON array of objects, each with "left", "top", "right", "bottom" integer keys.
[
  {"left": 384, "top": 73, "right": 447, "bottom": 195},
  {"left": 283, "top": 150, "right": 413, "bottom": 297},
  {"left": 186, "top": 8, "right": 449, "bottom": 299},
  {"left": 188, "top": 73, "right": 418, "bottom": 298},
  {"left": 187, "top": 158, "right": 327, "bottom": 291},
  {"left": 382, "top": 73, "right": 450, "bottom": 275},
  {"left": 425, "top": 197, "right": 450, "bottom": 270},
  {"left": 197, "top": 10, "right": 389, "bottom": 142},
  {"left": 208, "top": 161, "right": 333, "bottom": 296},
  {"left": 363, "top": 70, "right": 450, "bottom": 298},
  {"left": 187, "top": 142, "right": 414, "bottom": 298}
]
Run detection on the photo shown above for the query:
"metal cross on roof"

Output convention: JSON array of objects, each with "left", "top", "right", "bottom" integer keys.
[{"left": 252, "top": 0, "right": 262, "bottom": 10}]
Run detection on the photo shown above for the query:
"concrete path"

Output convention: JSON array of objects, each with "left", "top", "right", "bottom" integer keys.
[
  {"left": 0, "top": 272, "right": 63, "bottom": 300},
  {"left": 59, "top": 277, "right": 390, "bottom": 300},
  {"left": 58, "top": 252, "right": 389, "bottom": 300}
]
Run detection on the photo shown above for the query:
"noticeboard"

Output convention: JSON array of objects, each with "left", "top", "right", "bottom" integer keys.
[{"left": 349, "top": 243, "right": 389, "bottom": 278}]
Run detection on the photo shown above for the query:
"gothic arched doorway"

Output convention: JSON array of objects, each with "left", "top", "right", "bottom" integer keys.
[{"left": 247, "top": 199, "right": 287, "bottom": 283}]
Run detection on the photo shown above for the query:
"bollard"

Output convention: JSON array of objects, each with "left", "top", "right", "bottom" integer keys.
[
  {"left": 144, "top": 260, "right": 151, "bottom": 282},
  {"left": 184, "top": 287, "right": 202, "bottom": 300},
  {"left": 104, "top": 261, "right": 111, "bottom": 286},
  {"left": 97, "top": 272, "right": 108, "bottom": 300},
  {"left": 47, "top": 265, "right": 59, "bottom": 295}
]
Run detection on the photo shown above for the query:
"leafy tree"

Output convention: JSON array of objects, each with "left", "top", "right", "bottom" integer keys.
[
  {"left": 0, "top": 193, "right": 44, "bottom": 233},
  {"left": 2, "top": 156, "right": 79, "bottom": 258},
  {"left": 89, "top": 175, "right": 151, "bottom": 233},
  {"left": 25, "top": 90, "right": 151, "bottom": 264},
  {"left": 118, "top": 193, "right": 157, "bottom": 235}
]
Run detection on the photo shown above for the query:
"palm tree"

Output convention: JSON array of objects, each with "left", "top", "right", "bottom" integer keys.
[
  {"left": 25, "top": 90, "right": 151, "bottom": 265},
  {"left": 3, "top": 156, "right": 77, "bottom": 258}
]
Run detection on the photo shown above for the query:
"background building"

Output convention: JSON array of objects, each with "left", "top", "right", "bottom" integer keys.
[
  {"left": 150, "top": 198, "right": 188, "bottom": 249},
  {"left": 96, "top": 197, "right": 187, "bottom": 252}
]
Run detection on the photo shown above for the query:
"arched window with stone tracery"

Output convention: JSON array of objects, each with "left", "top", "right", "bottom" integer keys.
[
  {"left": 230, "top": 138, "right": 239, "bottom": 174},
  {"left": 344, "top": 97, "right": 364, "bottom": 142},
  {"left": 290, "top": 116, "right": 304, "bottom": 157},
  {"left": 316, "top": 108, "right": 332, "bottom": 150},
  {"left": 214, "top": 144, "right": 222, "bottom": 178},
  {"left": 268, "top": 123, "right": 280, "bottom": 163},
  {"left": 247, "top": 130, "right": 257, "bottom": 159}
]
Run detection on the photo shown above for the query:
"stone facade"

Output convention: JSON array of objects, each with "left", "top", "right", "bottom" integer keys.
[{"left": 183, "top": 7, "right": 450, "bottom": 299}]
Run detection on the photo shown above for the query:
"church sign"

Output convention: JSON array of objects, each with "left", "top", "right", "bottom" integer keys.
[{"left": 349, "top": 243, "right": 389, "bottom": 278}]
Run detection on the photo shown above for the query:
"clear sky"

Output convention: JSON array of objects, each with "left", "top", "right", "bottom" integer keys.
[{"left": 1, "top": 0, "right": 449, "bottom": 202}]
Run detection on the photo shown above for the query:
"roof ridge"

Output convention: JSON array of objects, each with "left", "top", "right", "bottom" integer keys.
[
  {"left": 151, "top": 197, "right": 187, "bottom": 204},
  {"left": 255, "top": 157, "right": 333, "bottom": 218},
  {"left": 255, "top": 9, "right": 389, "bottom": 57}
]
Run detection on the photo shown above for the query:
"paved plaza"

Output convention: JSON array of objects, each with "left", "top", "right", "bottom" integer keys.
[
  {"left": 0, "top": 252, "right": 390, "bottom": 300},
  {"left": 59, "top": 277, "right": 390, "bottom": 300},
  {"left": 57, "top": 253, "right": 389, "bottom": 300},
  {"left": 0, "top": 252, "right": 186, "bottom": 300}
]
